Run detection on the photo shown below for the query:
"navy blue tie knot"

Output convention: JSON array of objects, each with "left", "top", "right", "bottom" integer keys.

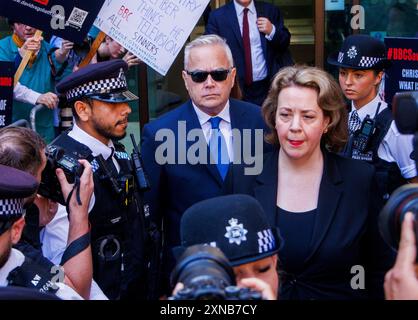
[{"left": 209, "top": 116, "right": 222, "bottom": 130}]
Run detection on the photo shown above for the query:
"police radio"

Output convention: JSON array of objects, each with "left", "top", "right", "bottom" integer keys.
[{"left": 353, "top": 102, "right": 381, "bottom": 153}]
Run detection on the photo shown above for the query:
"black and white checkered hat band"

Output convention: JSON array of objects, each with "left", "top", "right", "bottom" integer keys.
[
  {"left": 257, "top": 229, "right": 276, "bottom": 253},
  {"left": 0, "top": 198, "right": 24, "bottom": 216},
  {"left": 66, "top": 75, "right": 128, "bottom": 101},
  {"left": 358, "top": 56, "right": 382, "bottom": 68}
]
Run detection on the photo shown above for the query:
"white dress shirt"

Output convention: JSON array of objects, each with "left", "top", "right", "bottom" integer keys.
[
  {"left": 233, "top": 0, "right": 276, "bottom": 82},
  {"left": 0, "top": 248, "right": 83, "bottom": 300},
  {"left": 192, "top": 101, "right": 234, "bottom": 162},
  {"left": 350, "top": 94, "right": 417, "bottom": 179}
]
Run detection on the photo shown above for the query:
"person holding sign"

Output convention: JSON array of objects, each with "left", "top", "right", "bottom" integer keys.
[
  {"left": 205, "top": 0, "right": 291, "bottom": 106},
  {"left": 93, "top": 36, "right": 141, "bottom": 69},
  {"left": 327, "top": 34, "right": 418, "bottom": 201},
  {"left": 0, "top": 20, "right": 68, "bottom": 143}
]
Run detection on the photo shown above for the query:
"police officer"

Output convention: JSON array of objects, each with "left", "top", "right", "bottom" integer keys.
[
  {"left": 328, "top": 35, "right": 417, "bottom": 199},
  {"left": 0, "top": 164, "right": 82, "bottom": 299},
  {"left": 53, "top": 59, "right": 145, "bottom": 299},
  {"left": 172, "top": 194, "right": 281, "bottom": 300}
]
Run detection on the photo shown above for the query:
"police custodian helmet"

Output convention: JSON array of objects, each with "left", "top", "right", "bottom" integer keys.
[
  {"left": 327, "top": 34, "right": 391, "bottom": 70},
  {"left": 174, "top": 194, "right": 282, "bottom": 267},
  {"left": 56, "top": 59, "right": 139, "bottom": 103},
  {"left": 0, "top": 164, "right": 38, "bottom": 235}
]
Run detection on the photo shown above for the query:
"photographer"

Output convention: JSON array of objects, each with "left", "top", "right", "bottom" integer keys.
[
  {"left": 172, "top": 194, "right": 280, "bottom": 300},
  {"left": 0, "top": 164, "right": 82, "bottom": 299},
  {"left": 384, "top": 212, "right": 418, "bottom": 300},
  {"left": 0, "top": 126, "right": 96, "bottom": 299}
]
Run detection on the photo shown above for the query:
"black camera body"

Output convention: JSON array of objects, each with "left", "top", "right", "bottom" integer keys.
[
  {"left": 169, "top": 245, "right": 263, "bottom": 300},
  {"left": 379, "top": 92, "right": 418, "bottom": 251},
  {"left": 38, "top": 145, "right": 84, "bottom": 205}
]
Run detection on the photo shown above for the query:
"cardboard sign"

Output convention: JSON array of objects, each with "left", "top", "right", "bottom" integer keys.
[
  {"left": 0, "top": 62, "right": 14, "bottom": 128},
  {"left": 94, "top": 0, "right": 210, "bottom": 76},
  {"left": 0, "top": 0, "right": 105, "bottom": 44},
  {"left": 384, "top": 37, "right": 418, "bottom": 105}
]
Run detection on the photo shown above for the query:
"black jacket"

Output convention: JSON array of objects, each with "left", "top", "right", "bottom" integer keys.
[{"left": 233, "top": 150, "right": 395, "bottom": 300}]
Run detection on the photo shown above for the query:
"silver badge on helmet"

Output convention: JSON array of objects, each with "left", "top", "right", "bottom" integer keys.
[
  {"left": 224, "top": 218, "right": 248, "bottom": 245},
  {"left": 347, "top": 46, "right": 358, "bottom": 59}
]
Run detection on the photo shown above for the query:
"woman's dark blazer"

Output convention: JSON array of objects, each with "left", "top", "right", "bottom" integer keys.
[{"left": 232, "top": 149, "right": 396, "bottom": 300}]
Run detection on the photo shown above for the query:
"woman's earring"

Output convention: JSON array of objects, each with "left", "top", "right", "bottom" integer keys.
[{"left": 324, "top": 127, "right": 328, "bottom": 134}]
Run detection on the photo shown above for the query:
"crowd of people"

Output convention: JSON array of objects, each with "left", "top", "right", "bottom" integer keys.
[{"left": 0, "top": 0, "right": 417, "bottom": 301}]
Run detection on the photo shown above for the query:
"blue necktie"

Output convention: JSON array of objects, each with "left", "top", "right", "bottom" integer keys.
[{"left": 209, "top": 117, "right": 230, "bottom": 180}]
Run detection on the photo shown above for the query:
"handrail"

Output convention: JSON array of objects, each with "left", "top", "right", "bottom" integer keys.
[
  {"left": 30, "top": 104, "right": 46, "bottom": 131},
  {"left": 6, "top": 119, "right": 30, "bottom": 128}
]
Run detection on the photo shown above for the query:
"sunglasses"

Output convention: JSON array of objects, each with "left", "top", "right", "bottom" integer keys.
[{"left": 186, "top": 68, "right": 232, "bottom": 83}]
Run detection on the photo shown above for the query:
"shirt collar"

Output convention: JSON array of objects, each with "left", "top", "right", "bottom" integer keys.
[
  {"left": 68, "top": 122, "right": 115, "bottom": 160},
  {"left": 192, "top": 100, "right": 231, "bottom": 126},
  {"left": 351, "top": 94, "right": 388, "bottom": 121},
  {"left": 234, "top": 0, "right": 256, "bottom": 15}
]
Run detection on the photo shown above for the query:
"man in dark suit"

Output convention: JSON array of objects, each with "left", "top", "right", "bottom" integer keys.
[
  {"left": 140, "top": 34, "right": 269, "bottom": 296},
  {"left": 205, "top": 0, "right": 291, "bottom": 106}
]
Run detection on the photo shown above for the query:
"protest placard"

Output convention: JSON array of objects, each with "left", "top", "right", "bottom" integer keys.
[
  {"left": 94, "top": 0, "right": 210, "bottom": 75},
  {"left": 384, "top": 37, "right": 418, "bottom": 105},
  {"left": 0, "top": 62, "right": 14, "bottom": 128},
  {"left": 0, "top": 0, "right": 105, "bottom": 44}
]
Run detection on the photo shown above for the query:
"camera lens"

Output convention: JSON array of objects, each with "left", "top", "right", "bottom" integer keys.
[
  {"left": 170, "top": 245, "right": 236, "bottom": 300},
  {"left": 379, "top": 184, "right": 418, "bottom": 252}
]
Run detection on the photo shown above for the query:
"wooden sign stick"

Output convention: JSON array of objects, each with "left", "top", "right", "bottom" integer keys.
[
  {"left": 78, "top": 31, "right": 106, "bottom": 68},
  {"left": 14, "top": 30, "right": 43, "bottom": 86}
]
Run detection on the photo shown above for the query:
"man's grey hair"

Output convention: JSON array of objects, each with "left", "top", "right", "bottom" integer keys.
[{"left": 184, "top": 34, "right": 234, "bottom": 70}]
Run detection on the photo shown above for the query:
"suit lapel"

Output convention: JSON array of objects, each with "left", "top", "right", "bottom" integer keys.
[
  {"left": 304, "top": 152, "right": 343, "bottom": 264},
  {"left": 226, "top": 2, "right": 244, "bottom": 50},
  {"left": 182, "top": 101, "right": 224, "bottom": 186},
  {"left": 253, "top": 151, "right": 278, "bottom": 226}
]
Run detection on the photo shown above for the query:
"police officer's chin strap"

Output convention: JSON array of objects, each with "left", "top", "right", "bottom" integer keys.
[{"left": 60, "top": 179, "right": 91, "bottom": 266}]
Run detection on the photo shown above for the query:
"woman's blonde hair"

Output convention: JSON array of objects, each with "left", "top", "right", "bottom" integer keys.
[{"left": 262, "top": 65, "right": 348, "bottom": 152}]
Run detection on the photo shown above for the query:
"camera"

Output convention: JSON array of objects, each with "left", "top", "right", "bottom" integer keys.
[
  {"left": 379, "top": 92, "right": 418, "bottom": 253},
  {"left": 169, "top": 244, "right": 263, "bottom": 300},
  {"left": 379, "top": 184, "right": 418, "bottom": 255},
  {"left": 37, "top": 145, "right": 84, "bottom": 205},
  {"left": 392, "top": 91, "right": 418, "bottom": 135}
]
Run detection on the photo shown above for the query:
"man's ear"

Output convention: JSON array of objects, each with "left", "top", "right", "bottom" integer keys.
[
  {"left": 10, "top": 217, "right": 25, "bottom": 245},
  {"left": 230, "top": 67, "right": 237, "bottom": 89},
  {"left": 182, "top": 70, "right": 189, "bottom": 91},
  {"left": 74, "top": 100, "right": 92, "bottom": 122}
]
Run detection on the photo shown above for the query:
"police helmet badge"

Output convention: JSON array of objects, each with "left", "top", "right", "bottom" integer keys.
[{"left": 224, "top": 218, "right": 248, "bottom": 245}]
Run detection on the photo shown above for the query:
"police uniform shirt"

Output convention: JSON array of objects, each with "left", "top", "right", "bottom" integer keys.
[
  {"left": 349, "top": 94, "right": 417, "bottom": 179},
  {"left": 192, "top": 101, "right": 234, "bottom": 161},
  {"left": 0, "top": 248, "right": 82, "bottom": 300}
]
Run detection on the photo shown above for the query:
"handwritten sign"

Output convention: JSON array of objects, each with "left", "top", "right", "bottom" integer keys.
[
  {"left": 384, "top": 37, "right": 418, "bottom": 105},
  {"left": 94, "top": 0, "right": 210, "bottom": 75},
  {"left": 0, "top": 62, "right": 14, "bottom": 128}
]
